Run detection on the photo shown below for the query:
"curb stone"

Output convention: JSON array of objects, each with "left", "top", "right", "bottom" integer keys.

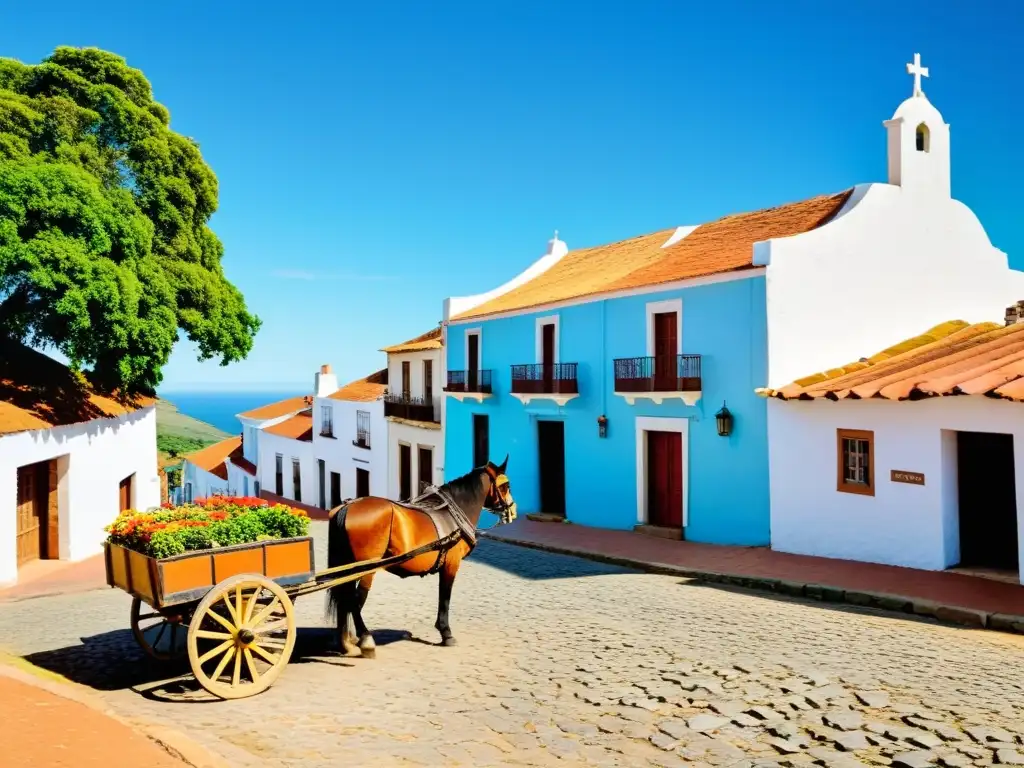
[
  {"left": 0, "top": 651, "right": 231, "bottom": 768},
  {"left": 481, "top": 531, "right": 1024, "bottom": 637}
]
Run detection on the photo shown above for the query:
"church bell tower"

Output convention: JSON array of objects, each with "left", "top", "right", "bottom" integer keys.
[{"left": 882, "top": 53, "right": 951, "bottom": 198}]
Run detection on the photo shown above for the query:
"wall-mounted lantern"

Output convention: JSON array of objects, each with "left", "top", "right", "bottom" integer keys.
[
  {"left": 715, "top": 402, "right": 733, "bottom": 437},
  {"left": 597, "top": 414, "right": 608, "bottom": 438}
]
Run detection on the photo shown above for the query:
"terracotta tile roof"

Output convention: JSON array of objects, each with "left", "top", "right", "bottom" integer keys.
[
  {"left": 328, "top": 369, "right": 388, "bottom": 402},
  {"left": 264, "top": 411, "right": 313, "bottom": 441},
  {"left": 454, "top": 190, "right": 853, "bottom": 321},
  {"left": 183, "top": 436, "right": 242, "bottom": 481},
  {"left": 0, "top": 341, "right": 155, "bottom": 436},
  {"left": 759, "top": 320, "right": 1024, "bottom": 402},
  {"left": 380, "top": 327, "right": 442, "bottom": 354},
  {"left": 238, "top": 395, "right": 312, "bottom": 421}
]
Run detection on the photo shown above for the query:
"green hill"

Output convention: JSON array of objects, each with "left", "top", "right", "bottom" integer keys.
[{"left": 156, "top": 399, "right": 231, "bottom": 468}]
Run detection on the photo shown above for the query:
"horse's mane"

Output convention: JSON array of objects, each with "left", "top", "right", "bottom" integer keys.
[{"left": 439, "top": 466, "right": 486, "bottom": 501}]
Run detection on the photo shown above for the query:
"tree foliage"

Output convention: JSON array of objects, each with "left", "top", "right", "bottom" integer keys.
[{"left": 0, "top": 47, "right": 259, "bottom": 394}]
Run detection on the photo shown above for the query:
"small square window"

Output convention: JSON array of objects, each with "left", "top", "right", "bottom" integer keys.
[{"left": 837, "top": 429, "right": 874, "bottom": 496}]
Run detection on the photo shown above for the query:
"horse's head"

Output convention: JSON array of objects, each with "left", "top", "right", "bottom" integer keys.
[{"left": 483, "top": 454, "right": 517, "bottom": 524}]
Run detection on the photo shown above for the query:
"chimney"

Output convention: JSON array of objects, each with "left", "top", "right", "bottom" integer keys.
[{"left": 314, "top": 364, "right": 338, "bottom": 397}]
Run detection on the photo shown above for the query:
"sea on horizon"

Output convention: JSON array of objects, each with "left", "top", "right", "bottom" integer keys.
[{"left": 159, "top": 390, "right": 306, "bottom": 435}]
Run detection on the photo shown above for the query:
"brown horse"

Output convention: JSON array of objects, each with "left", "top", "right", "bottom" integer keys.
[{"left": 326, "top": 456, "right": 516, "bottom": 657}]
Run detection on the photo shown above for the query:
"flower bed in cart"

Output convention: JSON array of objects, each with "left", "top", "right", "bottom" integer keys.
[{"left": 104, "top": 496, "right": 314, "bottom": 608}]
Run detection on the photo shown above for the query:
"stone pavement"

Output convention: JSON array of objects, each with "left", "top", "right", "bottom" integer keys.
[
  {"left": 485, "top": 519, "right": 1024, "bottom": 632},
  {"left": 0, "top": 522, "right": 1023, "bottom": 767}
]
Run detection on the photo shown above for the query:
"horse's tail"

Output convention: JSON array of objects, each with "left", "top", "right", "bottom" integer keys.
[{"left": 325, "top": 504, "right": 356, "bottom": 624}]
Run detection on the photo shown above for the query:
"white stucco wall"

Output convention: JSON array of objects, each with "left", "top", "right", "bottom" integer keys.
[
  {"left": 239, "top": 408, "right": 307, "bottom": 475},
  {"left": 762, "top": 93, "right": 1024, "bottom": 390},
  {"left": 182, "top": 460, "right": 231, "bottom": 501},
  {"left": 385, "top": 346, "right": 445, "bottom": 500},
  {"left": 0, "top": 407, "right": 160, "bottom": 586},
  {"left": 256, "top": 430, "right": 316, "bottom": 506},
  {"left": 388, "top": 420, "right": 444, "bottom": 499},
  {"left": 768, "top": 396, "right": 1024, "bottom": 582},
  {"left": 312, "top": 396, "right": 387, "bottom": 502},
  {"left": 387, "top": 347, "right": 442, "bottom": 405}
]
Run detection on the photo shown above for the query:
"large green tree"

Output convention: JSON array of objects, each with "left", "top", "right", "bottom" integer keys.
[{"left": 0, "top": 46, "right": 259, "bottom": 395}]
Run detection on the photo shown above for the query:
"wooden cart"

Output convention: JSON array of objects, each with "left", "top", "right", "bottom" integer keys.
[{"left": 105, "top": 531, "right": 456, "bottom": 700}]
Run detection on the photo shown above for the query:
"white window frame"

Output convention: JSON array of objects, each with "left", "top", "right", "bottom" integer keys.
[
  {"left": 534, "top": 314, "right": 560, "bottom": 364},
  {"left": 635, "top": 416, "right": 689, "bottom": 527},
  {"left": 645, "top": 298, "right": 683, "bottom": 357}
]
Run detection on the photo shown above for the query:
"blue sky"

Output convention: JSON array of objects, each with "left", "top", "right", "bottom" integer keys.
[{"left": 2, "top": 1, "right": 1021, "bottom": 391}]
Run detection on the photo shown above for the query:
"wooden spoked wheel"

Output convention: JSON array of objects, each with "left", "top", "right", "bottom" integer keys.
[
  {"left": 130, "top": 597, "right": 189, "bottom": 661},
  {"left": 186, "top": 574, "right": 297, "bottom": 700}
]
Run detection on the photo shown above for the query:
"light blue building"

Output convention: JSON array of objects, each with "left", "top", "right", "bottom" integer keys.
[{"left": 441, "top": 193, "right": 850, "bottom": 545}]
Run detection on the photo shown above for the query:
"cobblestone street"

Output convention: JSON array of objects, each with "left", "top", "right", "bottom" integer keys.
[{"left": 2, "top": 523, "right": 1024, "bottom": 767}]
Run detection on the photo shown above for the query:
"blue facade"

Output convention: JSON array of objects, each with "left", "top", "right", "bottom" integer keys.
[{"left": 444, "top": 276, "right": 770, "bottom": 545}]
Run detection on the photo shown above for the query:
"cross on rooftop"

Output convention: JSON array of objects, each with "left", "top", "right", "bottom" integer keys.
[{"left": 906, "top": 52, "right": 929, "bottom": 97}]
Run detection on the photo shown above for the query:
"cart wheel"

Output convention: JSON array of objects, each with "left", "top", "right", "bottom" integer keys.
[
  {"left": 186, "top": 574, "right": 296, "bottom": 700},
  {"left": 130, "top": 597, "right": 189, "bottom": 661}
]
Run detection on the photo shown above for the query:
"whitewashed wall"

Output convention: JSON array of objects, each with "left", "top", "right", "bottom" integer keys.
[
  {"left": 312, "top": 397, "right": 387, "bottom": 502},
  {"left": 768, "top": 396, "right": 1024, "bottom": 582},
  {"left": 256, "top": 430, "right": 316, "bottom": 507},
  {"left": 0, "top": 407, "right": 159, "bottom": 586},
  {"left": 762, "top": 94, "right": 1024, "bottom": 390},
  {"left": 385, "top": 346, "right": 445, "bottom": 500},
  {"left": 387, "top": 347, "right": 442, "bottom": 402},
  {"left": 387, "top": 420, "right": 444, "bottom": 499},
  {"left": 182, "top": 460, "right": 231, "bottom": 501}
]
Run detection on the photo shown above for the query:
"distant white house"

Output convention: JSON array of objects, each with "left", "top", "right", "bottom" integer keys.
[
  {"left": 313, "top": 366, "right": 389, "bottom": 506},
  {"left": 380, "top": 328, "right": 444, "bottom": 500},
  {"left": 0, "top": 343, "right": 160, "bottom": 586},
  {"left": 236, "top": 394, "right": 312, "bottom": 497},
  {"left": 762, "top": 314, "right": 1024, "bottom": 584},
  {"left": 181, "top": 435, "right": 257, "bottom": 501}
]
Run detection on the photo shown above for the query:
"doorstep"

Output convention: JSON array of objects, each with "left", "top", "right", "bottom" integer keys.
[{"left": 481, "top": 518, "right": 1024, "bottom": 635}]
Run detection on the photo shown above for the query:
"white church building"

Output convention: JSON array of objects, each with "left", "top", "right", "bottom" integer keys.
[{"left": 762, "top": 54, "right": 1024, "bottom": 584}]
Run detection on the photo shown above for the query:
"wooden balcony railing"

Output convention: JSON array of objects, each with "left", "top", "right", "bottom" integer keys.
[
  {"left": 383, "top": 394, "right": 439, "bottom": 423},
  {"left": 613, "top": 354, "right": 702, "bottom": 393},
  {"left": 510, "top": 363, "right": 579, "bottom": 395},
  {"left": 444, "top": 369, "right": 493, "bottom": 394}
]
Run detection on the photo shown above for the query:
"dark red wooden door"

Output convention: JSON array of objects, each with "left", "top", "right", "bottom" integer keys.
[
  {"left": 399, "top": 444, "right": 412, "bottom": 501},
  {"left": 119, "top": 475, "right": 133, "bottom": 512},
  {"left": 356, "top": 468, "right": 370, "bottom": 498},
  {"left": 401, "top": 361, "right": 411, "bottom": 400},
  {"left": 647, "top": 431, "right": 682, "bottom": 528},
  {"left": 538, "top": 420, "right": 566, "bottom": 517},
  {"left": 418, "top": 446, "right": 433, "bottom": 494},
  {"left": 542, "top": 323, "right": 555, "bottom": 390},
  {"left": 653, "top": 312, "right": 677, "bottom": 391},
  {"left": 467, "top": 334, "right": 479, "bottom": 391},
  {"left": 473, "top": 414, "right": 489, "bottom": 468}
]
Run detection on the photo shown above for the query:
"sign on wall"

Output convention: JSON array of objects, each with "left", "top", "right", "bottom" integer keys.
[{"left": 890, "top": 470, "right": 925, "bottom": 486}]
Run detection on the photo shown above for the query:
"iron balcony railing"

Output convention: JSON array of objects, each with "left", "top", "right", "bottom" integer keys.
[
  {"left": 352, "top": 430, "right": 371, "bottom": 449},
  {"left": 383, "top": 393, "right": 439, "bottom": 423},
  {"left": 613, "top": 354, "right": 702, "bottom": 393},
  {"left": 510, "top": 362, "right": 579, "bottom": 395},
  {"left": 444, "top": 369, "right": 494, "bottom": 394}
]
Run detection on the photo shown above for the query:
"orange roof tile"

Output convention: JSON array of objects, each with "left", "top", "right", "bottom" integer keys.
[
  {"left": 380, "top": 327, "right": 442, "bottom": 354},
  {"left": 328, "top": 369, "right": 388, "bottom": 402},
  {"left": 759, "top": 320, "right": 1024, "bottom": 403},
  {"left": 238, "top": 395, "right": 312, "bottom": 421},
  {"left": 454, "top": 190, "right": 852, "bottom": 321},
  {"left": 0, "top": 341, "right": 154, "bottom": 436},
  {"left": 264, "top": 411, "right": 313, "bottom": 441},
  {"left": 183, "top": 436, "right": 242, "bottom": 481}
]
